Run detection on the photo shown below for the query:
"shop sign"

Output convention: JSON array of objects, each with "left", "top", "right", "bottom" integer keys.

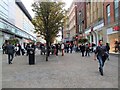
[{"left": 113, "top": 26, "right": 120, "bottom": 31}]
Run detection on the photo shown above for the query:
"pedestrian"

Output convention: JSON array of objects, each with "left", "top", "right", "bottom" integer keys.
[
  {"left": 106, "top": 43, "right": 110, "bottom": 60},
  {"left": 61, "top": 43, "right": 64, "bottom": 56},
  {"left": 15, "top": 44, "right": 19, "bottom": 56},
  {"left": 70, "top": 44, "right": 73, "bottom": 53},
  {"left": 21, "top": 44, "right": 25, "bottom": 55},
  {"left": 51, "top": 44, "right": 55, "bottom": 55},
  {"left": 31, "top": 43, "right": 36, "bottom": 51},
  {"left": 80, "top": 44, "right": 85, "bottom": 57},
  {"left": 6, "top": 42, "right": 15, "bottom": 64},
  {"left": 66, "top": 44, "right": 69, "bottom": 53},
  {"left": 26, "top": 43, "right": 30, "bottom": 56},
  {"left": 18, "top": 44, "right": 21, "bottom": 56},
  {"left": 94, "top": 40, "right": 109, "bottom": 76},
  {"left": 85, "top": 44, "right": 90, "bottom": 56},
  {"left": 2, "top": 43, "right": 6, "bottom": 54},
  {"left": 74, "top": 44, "right": 77, "bottom": 52},
  {"left": 91, "top": 42, "right": 96, "bottom": 52},
  {"left": 55, "top": 44, "right": 58, "bottom": 56}
]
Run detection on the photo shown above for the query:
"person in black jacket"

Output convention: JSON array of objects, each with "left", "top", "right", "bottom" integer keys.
[
  {"left": 26, "top": 43, "right": 30, "bottom": 56},
  {"left": 70, "top": 44, "right": 73, "bottom": 53},
  {"left": 94, "top": 40, "right": 108, "bottom": 76},
  {"left": 6, "top": 42, "right": 15, "bottom": 64},
  {"left": 85, "top": 44, "right": 90, "bottom": 56},
  {"left": 106, "top": 43, "right": 110, "bottom": 60},
  {"left": 80, "top": 44, "right": 85, "bottom": 57},
  {"left": 2, "top": 43, "right": 6, "bottom": 54},
  {"left": 55, "top": 44, "right": 59, "bottom": 56}
]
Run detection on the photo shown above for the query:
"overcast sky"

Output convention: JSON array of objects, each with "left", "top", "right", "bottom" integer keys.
[{"left": 21, "top": 0, "right": 73, "bottom": 18}]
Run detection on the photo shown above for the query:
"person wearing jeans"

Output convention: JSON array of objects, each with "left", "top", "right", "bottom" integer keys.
[{"left": 94, "top": 40, "right": 107, "bottom": 76}]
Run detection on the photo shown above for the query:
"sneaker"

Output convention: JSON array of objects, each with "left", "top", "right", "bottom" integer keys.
[{"left": 99, "top": 67, "right": 103, "bottom": 76}]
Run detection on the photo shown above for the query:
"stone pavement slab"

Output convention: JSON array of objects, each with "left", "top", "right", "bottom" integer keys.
[{"left": 2, "top": 52, "right": 118, "bottom": 88}]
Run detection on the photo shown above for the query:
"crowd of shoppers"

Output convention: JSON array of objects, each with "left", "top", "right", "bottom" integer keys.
[
  {"left": 2, "top": 41, "right": 36, "bottom": 64},
  {"left": 2, "top": 40, "right": 111, "bottom": 76}
]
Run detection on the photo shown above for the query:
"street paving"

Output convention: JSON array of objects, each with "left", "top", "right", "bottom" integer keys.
[{"left": 2, "top": 50, "right": 118, "bottom": 88}]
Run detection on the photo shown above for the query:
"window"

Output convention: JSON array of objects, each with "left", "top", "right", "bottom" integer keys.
[
  {"left": 79, "top": 11, "right": 82, "bottom": 33},
  {"left": 114, "top": 0, "right": 119, "bottom": 21},
  {"left": 106, "top": 4, "right": 110, "bottom": 24}
]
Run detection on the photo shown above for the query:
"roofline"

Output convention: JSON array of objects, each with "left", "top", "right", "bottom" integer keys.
[{"left": 15, "top": 0, "right": 32, "bottom": 21}]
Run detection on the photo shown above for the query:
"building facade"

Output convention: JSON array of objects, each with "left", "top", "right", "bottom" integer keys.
[
  {"left": 76, "top": 2, "right": 87, "bottom": 40},
  {"left": 67, "top": 2, "right": 77, "bottom": 42},
  {"left": 85, "top": 2, "right": 104, "bottom": 45},
  {"left": 63, "top": 10, "right": 70, "bottom": 43},
  {"left": 0, "top": 0, "right": 36, "bottom": 50},
  {"left": 103, "top": 0, "right": 119, "bottom": 52}
]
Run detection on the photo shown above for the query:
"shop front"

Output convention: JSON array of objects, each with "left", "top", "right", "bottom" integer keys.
[
  {"left": 0, "top": 31, "right": 3, "bottom": 50},
  {"left": 107, "top": 27, "right": 119, "bottom": 53}
]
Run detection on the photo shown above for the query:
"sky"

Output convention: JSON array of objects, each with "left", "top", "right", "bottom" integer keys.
[{"left": 21, "top": 0, "right": 73, "bottom": 18}]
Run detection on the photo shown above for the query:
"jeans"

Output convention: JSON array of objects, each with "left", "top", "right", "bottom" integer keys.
[
  {"left": 8, "top": 53, "right": 14, "bottom": 64},
  {"left": 97, "top": 55, "right": 105, "bottom": 73}
]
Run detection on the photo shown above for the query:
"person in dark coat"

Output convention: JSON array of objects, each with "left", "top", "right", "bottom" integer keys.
[
  {"left": 70, "top": 44, "right": 73, "bottom": 53},
  {"left": 106, "top": 43, "right": 110, "bottom": 60},
  {"left": 26, "top": 43, "right": 30, "bottom": 56},
  {"left": 2, "top": 43, "right": 6, "bottom": 54},
  {"left": 18, "top": 44, "right": 21, "bottom": 56},
  {"left": 94, "top": 40, "right": 108, "bottom": 76},
  {"left": 85, "top": 44, "right": 90, "bottom": 56},
  {"left": 66, "top": 44, "right": 69, "bottom": 53},
  {"left": 55, "top": 44, "right": 59, "bottom": 56},
  {"left": 6, "top": 42, "right": 15, "bottom": 64},
  {"left": 80, "top": 44, "right": 85, "bottom": 57}
]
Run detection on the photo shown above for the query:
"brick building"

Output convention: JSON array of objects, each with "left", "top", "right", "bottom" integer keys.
[
  {"left": 76, "top": 2, "right": 87, "bottom": 40},
  {"left": 85, "top": 2, "right": 104, "bottom": 45},
  {"left": 103, "top": 0, "right": 120, "bottom": 52}
]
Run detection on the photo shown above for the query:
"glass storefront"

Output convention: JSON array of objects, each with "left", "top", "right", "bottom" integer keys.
[
  {"left": 0, "top": 19, "right": 36, "bottom": 49},
  {"left": 0, "top": 31, "right": 3, "bottom": 50}
]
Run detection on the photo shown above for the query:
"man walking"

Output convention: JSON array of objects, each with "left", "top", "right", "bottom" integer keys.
[
  {"left": 94, "top": 40, "right": 108, "bottom": 76},
  {"left": 6, "top": 42, "right": 15, "bottom": 64},
  {"left": 55, "top": 44, "right": 59, "bottom": 56},
  {"left": 2, "top": 43, "right": 6, "bottom": 54},
  {"left": 80, "top": 44, "right": 85, "bottom": 57},
  {"left": 70, "top": 44, "right": 73, "bottom": 53},
  {"left": 106, "top": 43, "right": 110, "bottom": 60},
  {"left": 85, "top": 44, "right": 90, "bottom": 56}
]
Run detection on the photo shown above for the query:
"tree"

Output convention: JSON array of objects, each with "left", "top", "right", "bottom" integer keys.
[
  {"left": 32, "top": 1, "right": 65, "bottom": 61},
  {"left": 78, "top": 38, "right": 88, "bottom": 44}
]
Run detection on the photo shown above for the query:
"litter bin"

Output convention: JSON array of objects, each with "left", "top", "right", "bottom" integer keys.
[{"left": 29, "top": 48, "right": 35, "bottom": 65}]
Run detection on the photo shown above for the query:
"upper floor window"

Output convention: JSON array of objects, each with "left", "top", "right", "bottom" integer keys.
[
  {"left": 106, "top": 4, "right": 110, "bottom": 24},
  {"left": 114, "top": 0, "right": 119, "bottom": 21}
]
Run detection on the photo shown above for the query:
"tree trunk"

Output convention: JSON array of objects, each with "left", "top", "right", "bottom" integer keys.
[{"left": 46, "top": 38, "right": 49, "bottom": 61}]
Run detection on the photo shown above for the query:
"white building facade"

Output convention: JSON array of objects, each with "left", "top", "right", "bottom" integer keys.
[{"left": 0, "top": 0, "right": 36, "bottom": 50}]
